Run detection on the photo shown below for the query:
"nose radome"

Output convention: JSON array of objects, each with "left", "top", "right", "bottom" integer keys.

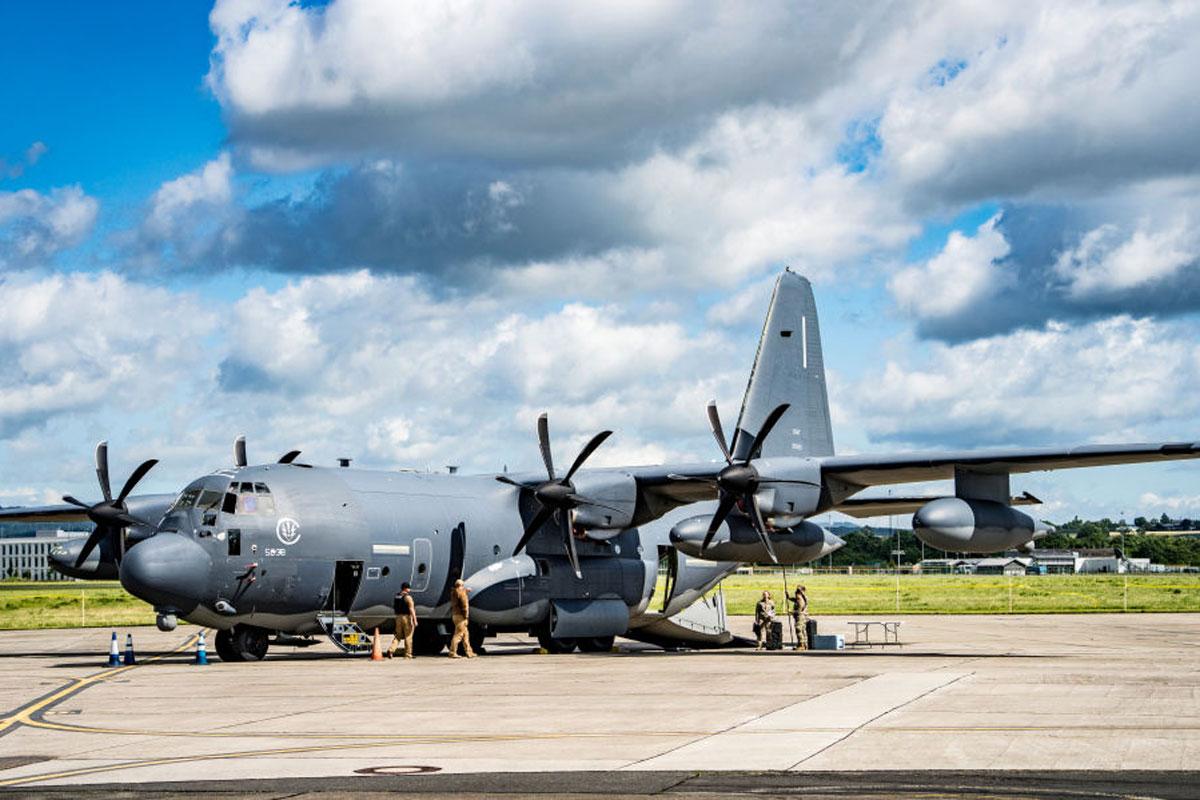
[{"left": 120, "top": 533, "right": 211, "bottom": 613}]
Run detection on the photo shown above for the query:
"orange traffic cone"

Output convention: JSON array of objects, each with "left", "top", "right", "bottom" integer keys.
[{"left": 370, "top": 627, "right": 383, "bottom": 661}]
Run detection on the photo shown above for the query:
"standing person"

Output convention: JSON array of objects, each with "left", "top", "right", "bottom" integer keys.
[
  {"left": 754, "top": 590, "right": 775, "bottom": 651},
  {"left": 387, "top": 582, "right": 417, "bottom": 659},
  {"left": 790, "top": 585, "right": 809, "bottom": 650},
  {"left": 448, "top": 578, "right": 476, "bottom": 659}
]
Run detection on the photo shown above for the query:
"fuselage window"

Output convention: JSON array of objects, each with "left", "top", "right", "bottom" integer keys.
[
  {"left": 222, "top": 492, "right": 237, "bottom": 514},
  {"left": 235, "top": 482, "right": 275, "bottom": 515},
  {"left": 228, "top": 529, "right": 241, "bottom": 557}
]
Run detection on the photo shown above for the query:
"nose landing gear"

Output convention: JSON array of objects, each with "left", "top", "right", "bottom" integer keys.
[{"left": 214, "top": 625, "right": 270, "bottom": 662}]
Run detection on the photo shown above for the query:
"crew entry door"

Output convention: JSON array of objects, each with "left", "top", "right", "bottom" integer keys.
[{"left": 328, "top": 560, "right": 364, "bottom": 614}]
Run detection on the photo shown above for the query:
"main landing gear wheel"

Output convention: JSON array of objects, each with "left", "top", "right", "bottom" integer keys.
[
  {"left": 214, "top": 629, "right": 241, "bottom": 662},
  {"left": 468, "top": 622, "right": 487, "bottom": 655},
  {"left": 231, "top": 625, "right": 270, "bottom": 661},
  {"left": 412, "top": 624, "right": 449, "bottom": 656},
  {"left": 536, "top": 626, "right": 578, "bottom": 654},
  {"left": 577, "top": 635, "right": 615, "bottom": 653}
]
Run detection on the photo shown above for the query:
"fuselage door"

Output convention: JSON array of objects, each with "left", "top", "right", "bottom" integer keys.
[
  {"left": 328, "top": 560, "right": 364, "bottom": 614},
  {"left": 411, "top": 538, "right": 432, "bottom": 593}
]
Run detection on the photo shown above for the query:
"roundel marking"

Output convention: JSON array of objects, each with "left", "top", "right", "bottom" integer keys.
[{"left": 276, "top": 517, "right": 301, "bottom": 546}]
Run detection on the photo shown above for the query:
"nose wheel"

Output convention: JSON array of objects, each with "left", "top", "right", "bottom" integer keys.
[{"left": 214, "top": 625, "right": 270, "bottom": 662}]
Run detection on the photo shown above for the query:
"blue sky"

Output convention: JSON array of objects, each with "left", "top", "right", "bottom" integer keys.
[{"left": 2, "top": 1, "right": 1199, "bottom": 525}]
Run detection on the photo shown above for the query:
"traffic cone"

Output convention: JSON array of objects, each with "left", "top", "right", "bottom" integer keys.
[
  {"left": 123, "top": 633, "right": 136, "bottom": 666},
  {"left": 370, "top": 627, "right": 383, "bottom": 661},
  {"left": 107, "top": 632, "right": 121, "bottom": 667},
  {"left": 194, "top": 631, "right": 208, "bottom": 666}
]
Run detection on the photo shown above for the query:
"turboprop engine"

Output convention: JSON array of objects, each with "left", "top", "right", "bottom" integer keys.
[
  {"left": 670, "top": 514, "right": 844, "bottom": 564},
  {"left": 912, "top": 498, "right": 1053, "bottom": 553}
]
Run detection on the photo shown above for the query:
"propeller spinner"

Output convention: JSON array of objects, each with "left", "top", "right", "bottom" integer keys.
[
  {"left": 496, "top": 414, "right": 616, "bottom": 578},
  {"left": 62, "top": 441, "right": 158, "bottom": 569}
]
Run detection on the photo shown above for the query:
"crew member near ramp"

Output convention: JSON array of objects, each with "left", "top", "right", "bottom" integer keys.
[
  {"left": 448, "top": 578, "right": 476, "bottom": 659},
  {"left": 754, "top": 590, "right": 775, "bottom": 651},
  {"left": 388, "top": 583, "right": 417, "bottom": 659}
]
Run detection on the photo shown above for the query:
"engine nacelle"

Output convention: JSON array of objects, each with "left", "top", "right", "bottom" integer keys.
[
  {"left": 570, "top": 472, "right": 636, "bottom": 537},
  {"left": 750, "top": 457, "right": 822, "bottom": 521},
  {"left": 913, "top": 498, "right": 1042, "bottom": 553},
  {"left": 670, "top": 514, "right": 844, "bottom": 565}
]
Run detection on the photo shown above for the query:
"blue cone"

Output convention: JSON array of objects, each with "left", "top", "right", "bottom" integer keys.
[
  {"left": 107, "top": 631, "right": 121, "bottom": 667},
  {"left": 194, "top": 631, "right": 208, "bottom": 666},
  {"left": 123, "top": 632, "right": 136, "bottom": 666}
]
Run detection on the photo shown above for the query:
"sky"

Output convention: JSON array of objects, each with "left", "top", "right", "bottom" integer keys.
[{"left": 2, "top": 0, "right": 1199, "bottom": 526}]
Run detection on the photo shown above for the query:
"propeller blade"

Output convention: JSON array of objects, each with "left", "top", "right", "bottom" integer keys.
[
  {"left": 563, "top": 430, "right": 612, "bottom": 482},
  {"left": 278, "top": 450, "right": 302, "bottom": 464},
  {"left": 512, "top": 506, "right": 554, "bottom": 556},
  {"left": 701, "top": 493, "right": 738, "bottom": 552},
  {"left": 116, "top": 459, "right": 158, "bottom": 503},
  {"left": 495, "top": 475, "right": 529, "bottom": 488},
  {"left": 235, "top": 435, "right": 248, "bottom": 467},
  {"left": 74, "top": 526, "right": 108, "bottom": 569},
  {"left": 536, "top": 413, "right": 555, "bottom": 480},
  {"left": 747, "top": 494, "right": 778, "bottom": 564},
  {"left": 747, "top": 403, "right": 790, "bottom": 461},
  {"left": 62, "top": 495, "right": 90, "bottom": 509},
  {"left": 115, "top": 511, "right": 152, "bottom": 528},
  {"left": 706, "top": 401, "right": 733, "bottom": 465},
  {"left": 561, "top": 511, "right": 582, "bottom": 579},
  {"left": 95, "top": 441, "right": 112, "bottom": 502}
]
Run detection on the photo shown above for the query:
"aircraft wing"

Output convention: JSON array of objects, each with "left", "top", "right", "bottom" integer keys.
[
  {"left": 821, "top": 442, "right": 1200, "bottom": 490},
  {"left": 833, "top": 491, "right": 1042, "bottom": 519},
  {"left": 0, "top": 504, "right": 91, "bottom": 524}
]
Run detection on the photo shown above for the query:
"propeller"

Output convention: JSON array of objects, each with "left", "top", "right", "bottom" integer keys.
[
  {"left": 232, "top": 435, "right": 302, "bottom": 466},
  {"left": 62, "top": 441, "right": 158, "bottom": 569},
  {"left": 672, "top": 401, "right": 818, "bottom": 562},
  {"left": 495, "top": 413, "right": 615, "bottom": 578}
]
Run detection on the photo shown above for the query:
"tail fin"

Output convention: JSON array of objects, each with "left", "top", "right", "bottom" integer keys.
[{"left": 731, "top": 270, "right": 835, "bottom": 459}]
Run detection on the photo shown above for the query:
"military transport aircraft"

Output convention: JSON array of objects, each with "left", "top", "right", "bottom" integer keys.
[{"left": 2, "top": 271, "right": 1197, "bottom": 661}]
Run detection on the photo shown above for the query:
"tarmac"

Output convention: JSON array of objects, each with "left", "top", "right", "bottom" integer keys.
[{"left": 0, "top": 613, "right": 1197, "bottom": 798}]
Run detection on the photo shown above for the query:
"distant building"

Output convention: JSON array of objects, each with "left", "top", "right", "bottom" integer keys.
[
  {"left": 974, "top": 557, "right": 1032, "bottom": 576},
  {"left": 0, "top": 530, "right": 85, "bottom": 581},
  {"left": 1027, "top": 549, "right": 1076, "bottom": 574}
]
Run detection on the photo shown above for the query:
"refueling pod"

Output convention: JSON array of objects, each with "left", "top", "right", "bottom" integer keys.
[
  {"left": 912, "top": 497, "right": 1052, "bottom": 553},
  {"left": 670, "top": 513, "right": 844, "bottom": 564}
]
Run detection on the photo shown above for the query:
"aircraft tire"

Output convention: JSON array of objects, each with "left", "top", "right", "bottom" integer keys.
[
  {"left": 468, "top": 622, "right": 487, "bottom": 655},
  {"left": 577, "top": 635, "right": 615, "bottom": 653},
  {"left": 536, "top": 628, "right": 578, "bottom": 654},
  {"left": 214, "top": 629, "right": 243, "bottom": 662},
  {"left": 231, "top": 625, "right": 270, "bottom": 661},
  {"left": 412, "top": 625, "right": 448, "bottom": 656}
]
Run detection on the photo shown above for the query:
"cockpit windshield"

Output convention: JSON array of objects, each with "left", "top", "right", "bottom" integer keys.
[
  {"left": 169, "top": 486, "right": 202, "bottom": 513},
  {"left": 221, "top": 481, "right": 276, "bottom": 515}
]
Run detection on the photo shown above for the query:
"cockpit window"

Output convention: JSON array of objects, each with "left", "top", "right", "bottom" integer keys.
[
  {"left": 228, "top": 482, "right": 275, "bottom": 515},
  {"left": 196, "top": 489, "right": 223, "bottom": 510},
  {"left": 169, "top": 487, "right": 201, "bottom": 513}
]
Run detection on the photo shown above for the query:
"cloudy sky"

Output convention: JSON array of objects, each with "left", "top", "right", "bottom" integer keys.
[{"left": 2, "top": 0, "right": 1199, "bottom": 524}]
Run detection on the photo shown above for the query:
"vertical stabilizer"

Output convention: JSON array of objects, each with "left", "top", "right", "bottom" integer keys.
[{"left": 731, "top": 270, "right": 835, "bottom": 459}]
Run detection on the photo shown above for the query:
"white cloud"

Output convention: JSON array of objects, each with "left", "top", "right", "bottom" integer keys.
[
  {"left": 0, "top": 185, "right": 98, "bottom": 268},
  {"left": 145, "top": 153, "right": 234, "bottom": 236},
  {"left": 1138, "top": 492, "right": 1200, "bottom": 514},
  {"left": 1055, "top": 218, "right": 1198, "bottom": 297},
  {"left": 846, "top": 315, "right": 1200, "bottom": 448},
  {"left": 0, "top": 271, "right": 216, "bottom": 439},
  {"left": 890, "top": 214, "right": 1010, "bottom": 320},
  {"left": 879, "top": 1, "right": 1200, "bottom": 205}
]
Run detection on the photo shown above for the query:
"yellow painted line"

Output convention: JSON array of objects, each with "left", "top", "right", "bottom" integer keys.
[{"left": 0, "top": 633, "right": 198, "bottom": 737}]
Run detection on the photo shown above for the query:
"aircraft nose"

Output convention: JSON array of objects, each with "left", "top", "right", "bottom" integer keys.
[{"left": 120, "top": 533, "right": 210, "bottom": 613}]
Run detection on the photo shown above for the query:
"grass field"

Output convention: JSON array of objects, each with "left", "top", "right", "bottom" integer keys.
[
  {"left": 719, "top": 572, "right": 1200, "bottom": 615},
  {"left": 1, "top": 573, "right": 1198, "bottom": 630}
]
